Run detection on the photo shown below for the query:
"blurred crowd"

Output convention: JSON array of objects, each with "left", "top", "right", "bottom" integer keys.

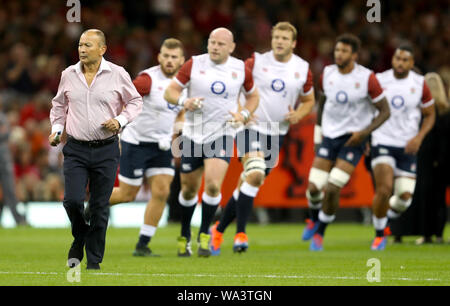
[{"left": 0, "top": 0, "right": 448, "bottom": 203}]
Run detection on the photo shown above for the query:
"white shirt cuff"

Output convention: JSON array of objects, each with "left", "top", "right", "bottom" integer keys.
[
  {"left": 51, "top": 124, "right": 64, "bottom": 135},
  {"left": 115, "top": 115, "right": 128, "bottom": 128}
]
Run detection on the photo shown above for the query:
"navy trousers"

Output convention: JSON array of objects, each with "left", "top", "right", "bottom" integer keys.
[{"left": 62, "top": 137, "right": 119, "bottom": 264}]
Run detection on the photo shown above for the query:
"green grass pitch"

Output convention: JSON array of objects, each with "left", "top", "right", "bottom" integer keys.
[{"left": 0, "top": 223, "right": 449, "bottom": 286}]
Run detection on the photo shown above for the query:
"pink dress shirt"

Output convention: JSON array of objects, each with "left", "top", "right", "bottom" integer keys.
[{"left": 50, "top": 58, "right": 143, "bottom": 141}]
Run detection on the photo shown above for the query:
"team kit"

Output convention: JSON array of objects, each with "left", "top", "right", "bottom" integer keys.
[{"left": 54, "top": 22, "right": 435, "bottom": 267}]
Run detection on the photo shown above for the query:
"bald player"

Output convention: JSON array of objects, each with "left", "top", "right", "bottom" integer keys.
[
  {"left": 164, "top": 28, "right": 259, "bottom": 257},
  {"left": 210, "top": 22, "right": 315, "bottom": 255},
  {"left": 369, "top": 44, "right": 435, "bottom": 250}
]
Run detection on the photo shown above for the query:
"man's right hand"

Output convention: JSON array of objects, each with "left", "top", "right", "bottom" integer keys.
[
  {"left": 183, "top": 97, "right": 204, "bottom": 112},
  {"left": 49, "top": 132, "right": 61, "bottom": 147}
]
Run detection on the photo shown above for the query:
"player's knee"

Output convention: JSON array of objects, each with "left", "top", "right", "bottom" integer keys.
[
  {"left": 308, "top": 168, "right": 329, "bottom": 194},
  {"left": 328, "top": 167, "right": 350, "bottom": 189},
  {"left": 242, "top": 156, "right": 266, "bottom": 185},
  {"left": 152, "top": 186, "right": 171, "bottom": 202},
  {"left": 245, "top": 171, "right": 265, "bottom": 187},
  {"left": 181, "top": 188, "right": 197, "bottom": 201},
  {"left": 205, "top": 183, "right": 220, "bottom": 197},
  {"left": 399, "top": 192, "right": 412, "bottom": 201},
  {"left": 375, "top": 184, "right": 392, "bottom": 200},
  {"left": 120, "top": 189, "right": 137, "bottom": 203}
]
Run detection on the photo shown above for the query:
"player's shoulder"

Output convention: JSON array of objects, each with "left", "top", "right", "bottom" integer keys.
[
  {"left": 228, "top": 55, "right": 245, "bottom": 66},
  {"left": 408, "top": 70, "right": 425, "bottom": 86},
  {"left": 376, "top": 69, "right": 394, "bottom": 81},
  {"left": 290, "top": 53, "right": 309, "bottom": 65},
  {"left": 354, "top": 63, "right": 374, "bottom": 77},
  {"left": 322, "top": 64, "right": 338, "bottom": 77},
  {"left": 191, "top": 53, "right": 209, "bottom": 64},
  {"left": 139, "top": 65, "right": 161, "bottom": 77}
]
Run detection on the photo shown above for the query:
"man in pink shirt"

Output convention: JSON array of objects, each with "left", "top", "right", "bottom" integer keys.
[{"left": 49, "top": 29, "right": 142, "bottom": 270}]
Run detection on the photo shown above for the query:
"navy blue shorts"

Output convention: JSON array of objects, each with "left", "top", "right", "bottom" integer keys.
[
  {"left": 235, "top": 129, "right": 285, "bottom": 175},
  {"left": 179, "top": 136, "right": 234, "bottom": 173},
  {"left": 316, "top": 134, "right": 366, "bottom": 167},
  {"left": 119, "top": 140, "right": 175, "bottom": 186},
  {"left": 370, "top": 144, "right": 417, "bottom": 177}
]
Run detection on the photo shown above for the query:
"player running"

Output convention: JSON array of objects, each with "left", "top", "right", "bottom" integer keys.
[
  {"left": 164, "top": 28, "right": 259, "bottom": 257},
  {"left": 302, "top": 33, "right": 390, "bottom": 251},
  {"left": 108, "top": 39, "right": 185, "bottom": 256},
  {"left": 210, "top": 22, "right": 315, "bottom": 255},
  {"left": 369, "top": 45, "right": 435, "bottom": 250}
]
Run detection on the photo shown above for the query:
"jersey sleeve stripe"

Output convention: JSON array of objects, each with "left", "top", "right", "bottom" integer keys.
[
  {"left": 421, "top": 99, "right": 435, "bottom": 108},
  {"left": 174, "top": 77, "right": 188, "bottom": 88}
]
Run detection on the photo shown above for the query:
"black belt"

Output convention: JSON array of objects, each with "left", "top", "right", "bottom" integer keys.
[{"left": 68, "top": 135, "right": 117, "bottom": 148}]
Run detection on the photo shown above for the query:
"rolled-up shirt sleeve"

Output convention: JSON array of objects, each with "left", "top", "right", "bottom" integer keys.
[
  {"left": 50, "top": 71, "right": 69, "bottom": 134},
  {"left": 115, "top": 67, "right": 143, "bottom": 127}
]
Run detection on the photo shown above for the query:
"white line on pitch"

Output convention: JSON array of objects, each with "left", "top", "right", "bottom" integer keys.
[{"left": 0, "top": 271, "right": 443, "bottom": 282}]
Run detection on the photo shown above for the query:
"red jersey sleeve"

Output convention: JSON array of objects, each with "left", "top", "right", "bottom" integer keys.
[
  {"left": 245, "top": 53, "right": 255, "bottom": 72},
  {"left": 302, "top": 69, "right": 313, "bottom": 95},
  {"left": 175, "top": 58, "right": 193, "bottom": 87},
  {"left": 368, "top": 72, "right": 384, "bottom": 102},
  {"left": 319, "top": 72, "right": 324, "bottom": 92},
  {"left": 243, "top": 65, "right": 255, "bottom": 93},
  {"left": 133, "top": 73, "right": 152, "bottom": 96},
  {"left": 421, "top": 80, "right": 434, "bottom": 107}
]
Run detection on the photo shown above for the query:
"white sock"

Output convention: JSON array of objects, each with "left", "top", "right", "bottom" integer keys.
[
  {"left": 178, "top": 192, "right": 198, "bottom": 207},
  {"left": 240, "top": 182, "right": 259, "bottom": 198},
  {"left": 202, "top": 192, "right": 222, "bottom": 206},
  {"left": 318, "top": 210, "right": 336, "bottom": 223},
  {"left": 372, "top": 216, "right": 388, "bottom": 230},
  {"left": 140, "top": 224, "right": 157, "bottom": 237}
]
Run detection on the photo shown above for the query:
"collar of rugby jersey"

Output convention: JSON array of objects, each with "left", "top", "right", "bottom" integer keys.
[{"left": 73, "top": 57, "right": 112, "bottom": 87}]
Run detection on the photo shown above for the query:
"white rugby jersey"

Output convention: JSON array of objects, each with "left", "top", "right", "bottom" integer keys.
[
  {"left": 372, "top": 69, "right": 434, "bottom": 147},
  {"left": 121, "top": 65, "right": 183, "bottom": 145},
  {"left": 175, "top": 54, "right": 255, "bottom": 144},
  {"left": 245, "top": 51, "right": 313, "bottom": 135},
  {"left": 321, "top": 63, "right": 385, "bottom": 139}
]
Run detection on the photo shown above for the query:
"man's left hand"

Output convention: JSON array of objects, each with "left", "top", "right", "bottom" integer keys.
[
  {"left": 344, "top": 130, "right": 369, "bottom": 147},
  {"left": 102, "top": 119, "right": 121, "bottom": 133},
  {"left": 405, "top": 135, "right": 422, "bottom": 155},
  {"left": 284, "top": 105, "right": 302, "bottom": 125}
]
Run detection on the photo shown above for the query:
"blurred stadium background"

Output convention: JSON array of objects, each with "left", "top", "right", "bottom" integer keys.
[{"left": 0, "top": 0, "right": 448, "bottom": 228}]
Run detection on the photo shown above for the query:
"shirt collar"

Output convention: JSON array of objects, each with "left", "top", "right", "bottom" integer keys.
[{"left": 74, "top": 57, "right": 112, "bottom": 74}]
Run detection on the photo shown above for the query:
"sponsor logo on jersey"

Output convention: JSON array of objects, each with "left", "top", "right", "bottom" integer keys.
[
  {"left": 232, "top": 72, "right": 238, "bottom": 79},
  {"left": 158, "top": 86, "right": 163, "bottom": 91},
  {"left": 335, "top": 91, "right": 348, "bottom": 104},
  {"left": 271, "top": 79, "right": 285, "bottom": 92},
  {"left": 411, "top": 88, "right": 415, "bottom": 94},
  {"left": 200, "top": 70, "right": 205, "bottom": 74},
  {"left": 355, "top": 82, "right": 360, "bottom": 89},
  {"left": 211, "top": 81, "right": 226, "bottom": 95},
  {"left": 391, "top": 95, "right": 405, "bottom": 109},
  {"left": 263, "top": 67, "right": 268, "bottom": 72},
  {"left": 295, "top": 72, "right": 300, "bottom": 79}
]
